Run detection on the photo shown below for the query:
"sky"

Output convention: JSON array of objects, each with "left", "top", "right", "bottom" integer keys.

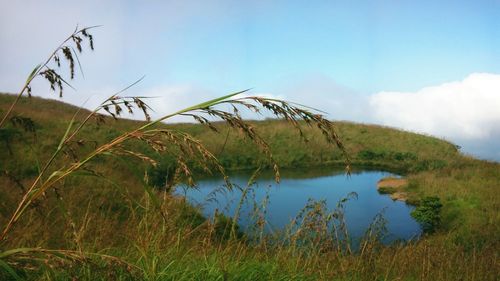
[{"left": 0, "top": 0, "right": 499, "bottom": 161}]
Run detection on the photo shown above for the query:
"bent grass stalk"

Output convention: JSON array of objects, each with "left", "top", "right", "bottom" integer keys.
[
  {"left": 1, "top": 90, "right": 242, "bottom": 240},
  {"left": 0, "top": 26, "right": 351, "bottom": 279},
  {"left": 2, "top": 90, "right": 349, "bottom": 242}
]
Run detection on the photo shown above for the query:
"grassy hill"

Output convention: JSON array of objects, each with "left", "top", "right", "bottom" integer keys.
[
  {"left": 1, "top": 93, "right": 499, "bottom": 280},
  {"left": 0, "top": 93, "right": 463, "bottom": 172}
]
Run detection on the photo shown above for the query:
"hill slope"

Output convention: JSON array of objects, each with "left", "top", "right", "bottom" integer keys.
[
  {"left": 1, "top": 93, "right": 499, "bottom": 280},
  {"left": 0, "top": 93, "right": 462, "bottom": 171}
]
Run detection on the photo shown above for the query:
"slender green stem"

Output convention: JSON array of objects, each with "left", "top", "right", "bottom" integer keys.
[{"left": 1, "top": 91, "right": 245, "bottom": 241}]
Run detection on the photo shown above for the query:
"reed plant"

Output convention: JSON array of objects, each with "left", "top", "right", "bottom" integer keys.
[{"left": 0, "top": 26, "right": 352, "bottom": 279}]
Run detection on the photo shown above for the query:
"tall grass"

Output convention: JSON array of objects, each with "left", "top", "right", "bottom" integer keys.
[{"left": 2, "top": 187, "right": 496, "bottom": 280}]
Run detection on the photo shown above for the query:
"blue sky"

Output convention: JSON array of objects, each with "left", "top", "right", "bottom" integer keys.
[
  {"left": 1, "top": 0, "right": 499, "bottom": 160},
  {"left": 145, "top": 0, "right": 500, "bottom": 93}
]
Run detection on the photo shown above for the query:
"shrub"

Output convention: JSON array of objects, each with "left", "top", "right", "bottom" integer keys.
[
  {"left": 411, "top": 196, "right": 443, "bottom": 233},
  {"left": 357, "top": 150, "right": 385, "bottom": 160}
]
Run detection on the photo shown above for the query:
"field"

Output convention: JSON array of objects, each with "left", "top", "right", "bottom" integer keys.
[{"left": 0, "top": 93, "right": 498, "bottom": 280}]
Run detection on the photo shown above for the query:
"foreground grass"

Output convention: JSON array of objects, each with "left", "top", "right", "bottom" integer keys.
[
  {"left": 1, "top": 93, "right": 499, "bottom": 280},
  {"left": 2, "top": 190, "right": 497, "bottom": 281}
]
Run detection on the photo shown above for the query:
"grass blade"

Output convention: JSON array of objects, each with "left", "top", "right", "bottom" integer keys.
[{"left": 0, "top": 259, "right": 22, "bottom": 281}]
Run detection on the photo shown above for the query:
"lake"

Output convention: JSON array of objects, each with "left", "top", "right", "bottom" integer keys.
[{"left": 175, "top": 167, "right": 422, "bottom": 243}]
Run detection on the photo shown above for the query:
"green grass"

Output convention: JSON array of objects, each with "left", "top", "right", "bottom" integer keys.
[{"left": 1, "top": 93, "right": 499, "bottom": 280}]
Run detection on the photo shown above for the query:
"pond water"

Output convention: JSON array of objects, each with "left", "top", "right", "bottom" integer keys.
[{"left": 175, "top": 167, "right": 422, "bottom": 243}]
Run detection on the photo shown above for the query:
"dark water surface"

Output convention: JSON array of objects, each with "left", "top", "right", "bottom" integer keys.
[{"left": 176, "top": 167, "right": 421, "bottom": 243}]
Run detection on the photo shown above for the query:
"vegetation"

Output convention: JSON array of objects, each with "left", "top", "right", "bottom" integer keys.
[
  {"left": 411, "top": 196, "right": 443, "bottom": 233},
  {"left": 0, "top": 27, "right": 498, "bottom": 280}
]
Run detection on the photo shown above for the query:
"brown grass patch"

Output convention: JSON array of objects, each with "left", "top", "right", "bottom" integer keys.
[
  {"left": 377, "top": 177, "right": 408, "bottom": 201},
  {"left": 377, "top": 177, "right": 408, "bottom": 188}
]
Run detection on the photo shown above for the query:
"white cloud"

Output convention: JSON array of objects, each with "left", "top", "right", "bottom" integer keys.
[
  {"left": 270, "top": 73, "right": 500, "bottom": 161},
  {"left": 370, "top": 73, "right": 500, "bottom": 140}
]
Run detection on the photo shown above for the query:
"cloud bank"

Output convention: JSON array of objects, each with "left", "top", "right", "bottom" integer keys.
[
  {"left": 370, "top": 73, "right": 500, "bottom": 140},
  {"left": 369, "top": 73, "right": 500, "bottom": 160}
]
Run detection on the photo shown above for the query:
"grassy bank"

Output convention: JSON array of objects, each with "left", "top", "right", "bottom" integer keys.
[{"left": 1, "top": 93, "right": 499, "bottom": 280}]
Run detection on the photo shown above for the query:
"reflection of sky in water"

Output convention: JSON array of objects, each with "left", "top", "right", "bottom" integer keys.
[{"left": 176, "top": 168, "right": 422, "bottom": 243}]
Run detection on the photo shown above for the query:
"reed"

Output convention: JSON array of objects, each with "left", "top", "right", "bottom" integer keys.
[{"left": 0, "top": 26, "right": 352, "bottom": 279}]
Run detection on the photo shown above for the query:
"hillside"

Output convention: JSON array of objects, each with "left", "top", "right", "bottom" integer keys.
[
  {"left": 1, "top": 93, "right": 499, "bottom": 280},
  {"left": 0, "top": 93, "right": 463, "bottom": 171}
]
